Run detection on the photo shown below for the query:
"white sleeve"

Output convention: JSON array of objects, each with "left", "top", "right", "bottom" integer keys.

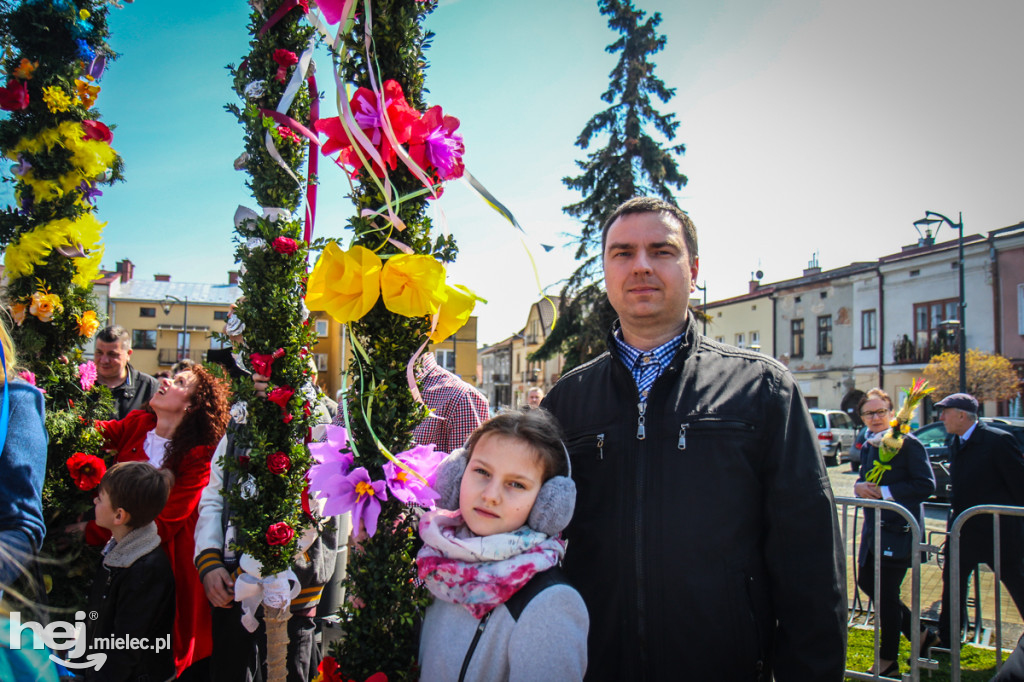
[{"left": 194, "top": 434, "right": 227, "bottom": 558}]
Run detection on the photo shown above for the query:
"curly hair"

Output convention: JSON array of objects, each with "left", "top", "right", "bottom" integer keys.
[{"left": 163, "top": 365, "right": 231, "bottom": 474}]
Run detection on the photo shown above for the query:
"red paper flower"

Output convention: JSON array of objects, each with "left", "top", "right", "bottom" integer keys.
[
  {"left": 315, "top": 79, "right": 420, "bottom": 178},
  {"left": 0, "top": 79, "right": 29, "bottom": 111},
  {"left": 267, "top": 451, "right": 291, "bottom": 475},
  {"left": 266, "top": 522, "right": 294, "bottom": 546},
  {"left": 249, "top": 348, "right": 285, "bottom": 376},
  {"left": 81, "top": 119, "right": 113, "bottom": 143},
  {"left": 66, "top": 453, "right": 107, "bottom": 491},
  {"left": 238, "top": 454, "right": 251, "bottom": 468},
  {"left": 282, "top": 413, "right": 294, "bottom": 424},
  {"left": 272, "top": 237, "right": 299, "bottom": 255},
  {"left": 267, "top": 386, "right": 294, "bottom": 410},
  {"left": 272, "top": 49, "right": 299, "bottom": 84},
  {"left": 276, "top": 125, "right": 300, "bottom": 145}
]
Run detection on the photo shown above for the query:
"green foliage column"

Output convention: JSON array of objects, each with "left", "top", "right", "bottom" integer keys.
[{"left": 0, "top": 0, "right": 121, "bottom": 609}]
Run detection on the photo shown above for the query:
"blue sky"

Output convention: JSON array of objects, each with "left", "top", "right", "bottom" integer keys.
[{"left": 39, "top": 0, "right": 1024, "bottom": 344}]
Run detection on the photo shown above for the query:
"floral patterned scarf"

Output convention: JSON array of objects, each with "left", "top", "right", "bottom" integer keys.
[{"left": 416, "top": 509, "right": 565, "bottom": 619}]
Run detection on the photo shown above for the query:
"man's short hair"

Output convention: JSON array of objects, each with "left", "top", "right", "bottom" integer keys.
[
  {"left": 96, "top": 325, "right": 131, "bottom": 349},
  {"left": 101, "top": 462, "right": 174, "bottom": 528},
  {"left": 601, "top": 196, "right": 698, "bottom": 265}
]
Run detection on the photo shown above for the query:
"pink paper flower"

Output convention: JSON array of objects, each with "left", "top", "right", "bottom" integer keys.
[
  {"left": 78, "top": 361, "right": 97, "bottom": 391},
  {"left": 272, "top": 49, "right": 299, "bottom": 84},
  {"left": 18, "top": 370, "right": 36, "bottom": 386},
  {"left": 383, "top": 443, "right": 445, "bottom": 507},
  {"left": 409, "top": 105, "right": 465, "bottom": 182},
  {"left": 272, "top": 237, "right": 299, "bottom": 255},
  {"left": 318, "top": 467, "right": 387, "bottom": 537},
  {"left": 266, "top": 522, "right": 294, "bottom": 546},
  {"left": 308, "top": 424, "right": 354, "bottom": 493}
]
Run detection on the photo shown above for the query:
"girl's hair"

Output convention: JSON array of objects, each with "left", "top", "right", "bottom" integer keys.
[
  {"left": 464, "top": 408, "right": 567, "bottom": 481},
  {"left": 162, "top": 366, "right": 231, "bottom": 474},
  {"left": 0, "top": 312, "right": 19, "bottom": 381},
  {"left": 857, "top": 387, "right": 893, "bottom": 413}
]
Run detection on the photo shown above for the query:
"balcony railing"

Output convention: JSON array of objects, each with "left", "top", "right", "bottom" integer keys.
[
  {"left": 157, "top": 348, "right": 207, "bottom": 366},
  {"left": 892, "top": 333, "right": 958, "bottom": 365}
]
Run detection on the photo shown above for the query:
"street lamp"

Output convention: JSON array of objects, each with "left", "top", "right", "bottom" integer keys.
[
  {"left": 913, "top": 210, "right": 966, "bottom": 392},
  {"left": 161, "top": 295, "right": 189, "bottom": 363}
]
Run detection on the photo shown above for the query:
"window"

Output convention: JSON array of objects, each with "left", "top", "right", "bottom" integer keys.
[
  {"left": 315, "top": 319, "right": 329, "bottom": 337},
  {"left": 132, "top": 330, "right": 156, "bottom": 350},
  {"left": 315, "top": 353, "right": 329, "bottom": 371},
  {"left": 791, "top": 319, "right": 804, "bottom": 358},
  {"left": 213, "top": 310, "right": 229, "bottom": 321},
  {"left": 735, "top": 333, "right": 745, "bottom": 348},
  {"left": 913, "top": 298, "right": 957, "bottom": 350},
  {"left": 805, "top": 396, "right": 819, "bottom": 408},
  {"left": 436, "top": 349, "right": 456, "bottom": 372},
  {"left": 861, "top": 309, "right": 877, "bottom": 349},
  {"left": 1018, "top": 284, "right": 1024, "bottom": 335},
  {"left": 750, "top": 330, "right": 760, "bottom": 349},
  {"left": 715, "top": 336, "right": 724, "bottom": 343},
  {"left": 140, "top": 307, "right": 156, "bottom": 318},
  {"left": 817, "top": 315, "right": 833, "bottom": 355},
  {"left": 177, "top": 331, "right": 191, "bottom": 351}
]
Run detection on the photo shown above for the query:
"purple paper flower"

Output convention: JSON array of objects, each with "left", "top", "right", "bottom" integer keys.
[
  {"left": 318, "top": 467, "right": 388, "bottom": 537},
  {"left": 78, "top": 181, "right": 102, "bottom": 204},
  {"left": 86, "top": 54, "right": 107, "bottom": 81},
  {"left": 78, "top": 361, "right": 97, "bottom": 391},
  {"left": 383, "top": 443, "right": 445, "bottom": 507},
  {"left": 11, "top": 155, "right": 31, "bottom": 177}
]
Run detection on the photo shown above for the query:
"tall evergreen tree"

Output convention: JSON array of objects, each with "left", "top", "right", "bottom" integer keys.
[{"left": 534, "top": 0, "right": 686, "bottom": 368}]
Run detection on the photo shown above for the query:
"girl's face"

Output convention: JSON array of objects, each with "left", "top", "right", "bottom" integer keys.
[
  {"left": 150, "top": 370, "right": 197, "bottom": 416},
  {"left": 459, "top": 433, "right": 545, "bottom": 537}
]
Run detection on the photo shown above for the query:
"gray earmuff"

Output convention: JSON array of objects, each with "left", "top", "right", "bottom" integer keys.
[{"left": 433, "top": 446, "right": 576, "bottom": 537}]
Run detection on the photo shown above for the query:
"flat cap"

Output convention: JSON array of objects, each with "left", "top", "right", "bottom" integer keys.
[{"left": 934, "top": 392, "right": 979, "bottom": 414}]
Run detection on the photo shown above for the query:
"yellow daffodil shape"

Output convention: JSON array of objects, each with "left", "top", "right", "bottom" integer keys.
[
  {"left": 4, "top": 212, "right": 106, "bottom": 286},
  {"left": 75, "top": 78, "right": 100, "bottom": 109},
  {"left": 380, "top": 253, "right": 447, "bottom": 319},
  {"left": 429, "top": 284, "right": 484, "bottom": 343},
  {"left": 41, "top": 86, "right": 74, "bottom": 113},
  {"left": 10, "top": 302, "right": 26, "bottom": 326},
  {"left": 306, "top": 243, "right": 383, "bottom": 324},
  {"left": 13, "top": 59, "right": 37, "bottom": 80},
  {"left": 76, "top": 310, "right": 100, "bottom": 337},
  {"left": 29, "top": 290, "right": 62, "bottom": 323},
  {"left": 9, "top": 121, "right": 117, "bottom": 203}
]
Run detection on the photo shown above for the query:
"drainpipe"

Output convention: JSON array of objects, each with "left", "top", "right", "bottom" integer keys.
[{"left": 877, "top": 270, "right": 885, "bottom": 392}]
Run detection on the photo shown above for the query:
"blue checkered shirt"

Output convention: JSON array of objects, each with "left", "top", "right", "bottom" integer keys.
[{"left": 613, "top": 330, "right": 684, "bottom": 402}]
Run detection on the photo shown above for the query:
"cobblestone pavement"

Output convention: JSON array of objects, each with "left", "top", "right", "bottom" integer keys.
[{"left": 827, "top": 464, "right": 1024, "bottom": 650}]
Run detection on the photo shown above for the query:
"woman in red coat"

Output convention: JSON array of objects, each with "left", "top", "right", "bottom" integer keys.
[{"left": 85, "top": 365, "right": 230, "bottom": 678}]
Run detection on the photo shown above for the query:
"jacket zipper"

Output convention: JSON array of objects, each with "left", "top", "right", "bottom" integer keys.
[
  {"left": 458, "top": 611, "right": 491, "bottom": 682},
  {"left": 676, "top": 419, "right": 755, "bottom": 451},
  {"left": 596, "top": 433, "right": 605, "bottom": 460},
  {"left": 636, "top": 401, "right": 646, "bottom": 440}
]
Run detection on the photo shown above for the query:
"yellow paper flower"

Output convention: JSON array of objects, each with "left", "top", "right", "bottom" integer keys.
[
  {"left": 42, "top": 86, "right": 74, "bottom": 113},
  {"left": 4, "top": 212, "right": 106, "bottom": 285},
  {"left": 10, "top": 302, "right": 26, "bottom": 326},
  {"left": 75, "top": 79, "right": 100, "bottom": 109},
  {"left": 429, "top": 284, "right": 483, "bottom": 343},
  {"left": 13, "top": 58, "right": 37, "bottom": 80},
  {"left": 29, "top": 291, "right": 62, "bottom": 323},
  {"left": 79, "top": 8, "right": 90, "bottom": 19},
  {"left": 77, "top": 310, "right": 99, "bottom": 337},
  {"left": 380, "top": 254, "right": 447, "bottom": 318},
  {"left": 305, "top": 243, "right": 382, "bottom": 324}
]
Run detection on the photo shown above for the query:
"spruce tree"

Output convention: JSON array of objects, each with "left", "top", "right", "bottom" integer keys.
[{"left": 534, "top": 0, "right": 686, "bottom": 368}]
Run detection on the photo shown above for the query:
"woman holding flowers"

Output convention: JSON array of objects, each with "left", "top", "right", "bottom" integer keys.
[
  {"left": 84, "top": 366, "right": 231, "bottom": 679},
  {"left": 854, "top": 386, "right": 937, "bottom": 678}
]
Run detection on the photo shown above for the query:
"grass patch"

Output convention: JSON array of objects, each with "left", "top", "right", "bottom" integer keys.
[{"left": 846, "top": 627, "right": 1011, "bottom": 680}]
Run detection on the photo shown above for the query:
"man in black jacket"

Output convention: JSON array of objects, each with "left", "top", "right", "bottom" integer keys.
[
  {"left": 543, "top": 197, "right": 847, "bottom": 681},
  {"left": 95, "top": 325, "right": 159, "bottom": 419},
  {"left": 934, "top": 392, "right": 1024, "bottom": 646}
]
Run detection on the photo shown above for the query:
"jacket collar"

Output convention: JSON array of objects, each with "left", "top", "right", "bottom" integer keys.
[
  {"left": 606, "top": 311, "right": 698, "bottom": 370},
  {"left": 103, "top": 522, "right": 162, "bottom": 569}
]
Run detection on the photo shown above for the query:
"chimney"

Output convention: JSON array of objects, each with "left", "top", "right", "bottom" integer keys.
[
  {"left": 115, "top": 259, "right": 134, "bottom": 282},
  {"left": 228, "top": 270, "right": 240, "bottom": 285},
  {"left": 749, "top": 279, "right": 759, "bottom": 294},
  {"left": 154, "top": 274, "right": 171, "bottom": 282},
  {"left": 803, "top": 253, "right": 821, "bottom": 277}
]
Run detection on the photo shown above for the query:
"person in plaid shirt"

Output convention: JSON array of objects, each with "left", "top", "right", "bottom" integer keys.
[{"left": 412, "top": 352, "right": 490, "bottom": 455}]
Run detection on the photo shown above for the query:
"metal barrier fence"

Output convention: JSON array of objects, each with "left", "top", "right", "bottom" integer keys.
[
  {"left": 947, "top": 504, "right": 1024, "bottom": 682},
  {"left": 836, "top": 496, "right": 932, "bottom": 681}
]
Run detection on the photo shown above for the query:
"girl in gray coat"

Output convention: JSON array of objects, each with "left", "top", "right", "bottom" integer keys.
[{"left": 417, "top": 409, "right": 588, "bottom": 682}]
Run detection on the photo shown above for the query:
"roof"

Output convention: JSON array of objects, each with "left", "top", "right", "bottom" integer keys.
[{"left": 111, "top": 280, "right": 242, "bottom": 305}]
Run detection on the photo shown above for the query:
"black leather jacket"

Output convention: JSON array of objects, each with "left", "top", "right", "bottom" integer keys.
[{"left": 543, "top": 317, "right": 847, "bottom": 681}]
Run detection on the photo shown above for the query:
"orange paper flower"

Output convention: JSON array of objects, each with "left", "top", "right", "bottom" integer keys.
[
  {"left": 29, "top": 291, "right": 62, "bottom": 323},
  {"left": 305, "top": 243, "right": 382, "bottom": 324},
  {"left": 75, "top": 78, "right": 100, "bottom": 109},
  {"left": 77, "top": 310, "right": 99, "bottom": 337},
  {"left": 10, "top": 302, "right": 26, "bottom": 325},
  {"left": 429, "top": 284, "right": 482, "bottom": 343},
  {"left": 13, "top": 59, "right": 37, "bottom": 80},
  {"left": 379, "top": 254, "right": 447, "bottom": 318}
]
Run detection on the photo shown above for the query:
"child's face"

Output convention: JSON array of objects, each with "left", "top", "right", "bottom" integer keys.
[
  {"left": 459, "top": 433, "right": 545, "bottom": 536},
  {"left": 93, "top": 488, "right": 120, "bottom": 531}
]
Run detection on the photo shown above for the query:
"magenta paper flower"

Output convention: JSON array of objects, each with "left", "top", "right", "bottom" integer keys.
[
  {"left": 383, "top": 443, "right": 445, "bottom": 507},
  {"left": 409, "top": 105, "right": 465, "bottom": 181},
  {"left": 78, "top": 361, "right": 97, "bottom": 391},
  {"left": 18, "top": 370, "right": 36, "bottom": 386},
  {"left": 307, "top": 424, "right": 354, "bottom": 498},
  {"left": 324, "top": 467, "right": 388, "bottom": 537}
]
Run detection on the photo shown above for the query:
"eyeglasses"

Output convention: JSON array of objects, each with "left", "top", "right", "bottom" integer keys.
[{"left": 860, "top": 409, "right": 890, "bottom": 419}]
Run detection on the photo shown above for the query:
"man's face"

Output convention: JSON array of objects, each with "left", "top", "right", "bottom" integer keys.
[
  {"left": 527, "top": 390, "right": 543, "bottom": 408},
  {"left": 95, "top": 339, "right": 131, "bottom": 382},
  {"left": 939, "top": 408, "right": 972, "bottom": 437},
  {"left": 603, "top": 211, "right": 698, "bottom": 336}
]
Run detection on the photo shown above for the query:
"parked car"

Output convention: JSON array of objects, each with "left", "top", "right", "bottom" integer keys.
[
  {"left": 845, "top": 425, "right": 871, "bottom": 472},
  {"left": 810, "top": 409, "right": 857, "bottom": 467},
  {"left": 911, "top": 417, "right": 1024, "bottom": 501}
]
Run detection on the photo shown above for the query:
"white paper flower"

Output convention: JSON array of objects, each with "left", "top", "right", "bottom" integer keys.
[
  {"left": 230, "top": 401, "right": 248, "bottom": 425},
  {"left": 244, "top": 80, "right": 267, "bottom": 99},
  {"left": 246, "top": 237, "right": 267, "bottom": 252}
]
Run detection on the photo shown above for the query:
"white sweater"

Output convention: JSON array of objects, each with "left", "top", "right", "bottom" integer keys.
[{"left": 418, "top": 580, "right": 588, "bottom": 682}]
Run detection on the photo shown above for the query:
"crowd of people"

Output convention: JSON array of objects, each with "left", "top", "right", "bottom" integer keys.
[{"left": 2, "top": 196, "right": 1024, "bottom": 681}]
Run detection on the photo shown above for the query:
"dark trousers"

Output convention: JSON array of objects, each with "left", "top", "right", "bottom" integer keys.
[
  {"left": 210, "top": 603, "right": 320, "bottom": 682},
  {"left": 858, "top": 554, "right": 920, "bottom": 660},
  {"left": 938, "top": 544, "right": 1024, "bottom": 645}
]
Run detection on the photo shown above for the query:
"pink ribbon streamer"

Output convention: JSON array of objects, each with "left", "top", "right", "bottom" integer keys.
[{"left": 258, "top": 0, "right": 306, "bottom": 37}]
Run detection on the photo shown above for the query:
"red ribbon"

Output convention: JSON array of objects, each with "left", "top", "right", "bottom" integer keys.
[{"left": 257, "top": 0, "right": 307, "bottom": 37}]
